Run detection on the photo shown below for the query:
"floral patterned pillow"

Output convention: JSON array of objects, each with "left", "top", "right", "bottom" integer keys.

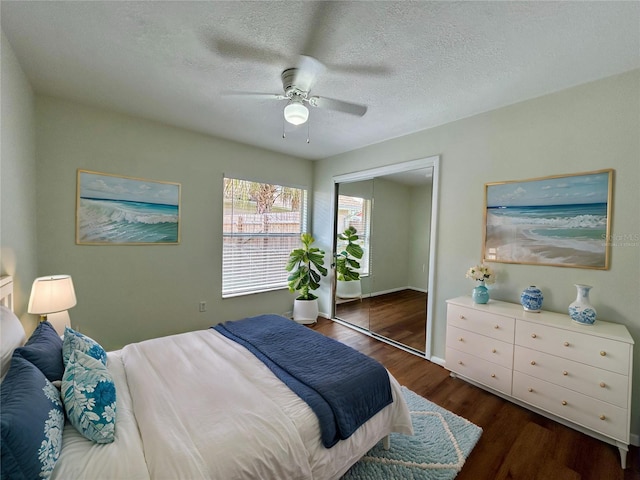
[
  {"left": 0, "top": 354, "right": 64, "bottom": 480},
  {"left": 61, "top": 349, "right": 116, "bottom": 443},
  {"left": 62, "top": 326, "right": 107, "bottom": 367}
]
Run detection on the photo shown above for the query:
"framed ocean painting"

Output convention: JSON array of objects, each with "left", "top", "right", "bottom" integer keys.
[
  {"left": 482, "top": 169, "right": 612, "bottom": 269},
  {"left": 76, "top": 170, "right": 181, "bottom": 245}
]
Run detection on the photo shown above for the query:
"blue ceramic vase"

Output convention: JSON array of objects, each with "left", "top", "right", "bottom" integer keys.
[
  {"left": 520, "top": 286, "right": 543, "bottom": 312},
  {"left": 472, "top": 281, "right": 490, "bottom": 304}
]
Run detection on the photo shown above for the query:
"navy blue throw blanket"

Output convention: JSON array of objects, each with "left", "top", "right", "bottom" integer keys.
[{"left": 213, "top": 314, "right": 393, "bottom": 448}]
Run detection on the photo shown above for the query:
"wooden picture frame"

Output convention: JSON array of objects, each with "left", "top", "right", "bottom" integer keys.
[
  {"left": 482, "top": 169, "right": 612, "bottom": 269},
  {"left": 76, "top": 170, "right": 181, "bottom": 245}
]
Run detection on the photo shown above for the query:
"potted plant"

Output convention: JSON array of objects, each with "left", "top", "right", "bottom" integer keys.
[
  {"left": 335, "top": 226, "right": 364, "bottom": 299},
  {"left": 286, "top": 233, "right": 328, "bottom": 324}
]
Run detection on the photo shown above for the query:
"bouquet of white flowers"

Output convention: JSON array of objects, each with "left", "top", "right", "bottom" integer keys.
[{"left": 465, "top": 264, "right": 495, "bottom": 284}]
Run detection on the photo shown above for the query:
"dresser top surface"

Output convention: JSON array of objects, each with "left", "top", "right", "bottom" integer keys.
[{"left": 447, "top": 296, "right": 634, "bottom": 344}]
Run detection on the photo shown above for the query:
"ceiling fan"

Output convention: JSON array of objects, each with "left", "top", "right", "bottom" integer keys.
[{"left": 224, "top": 55, "right": 368, "bottom": 126}]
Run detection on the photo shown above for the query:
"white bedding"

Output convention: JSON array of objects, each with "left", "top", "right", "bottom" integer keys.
[
  {"left": 51, "top": 328, "right": 413, "bottom": 480},
  {"left": 51, "top": 350, "right": 150, "bottom": 480}
]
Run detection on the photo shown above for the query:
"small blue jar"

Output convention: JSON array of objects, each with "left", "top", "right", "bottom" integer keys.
[
  {"left": 520, "top": 286, "right": 543, "bottom": 312},
  {"left": 472, "top": 281, "right": 490, "bottom": 304}
]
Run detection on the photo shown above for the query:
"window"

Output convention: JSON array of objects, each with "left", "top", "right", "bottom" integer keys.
[
  {"left": 336, "top": 195, "right": 371, "bottom": 276},
  {"left": 222, "top": 177, "right": 307, "bottom": 297}
]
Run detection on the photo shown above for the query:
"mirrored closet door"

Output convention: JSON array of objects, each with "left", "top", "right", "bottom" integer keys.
[{"left": 333, "top": 157, "right": 439, "bottom": 357}]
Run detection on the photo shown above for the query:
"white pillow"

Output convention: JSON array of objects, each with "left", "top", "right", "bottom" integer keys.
[{"left": 0, "top": 306, "right": 26, "bottom": 381}]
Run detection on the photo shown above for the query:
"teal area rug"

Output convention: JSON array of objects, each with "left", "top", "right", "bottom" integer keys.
[{"left": 342, "top": 387, "right": 482, "bottom": 479}]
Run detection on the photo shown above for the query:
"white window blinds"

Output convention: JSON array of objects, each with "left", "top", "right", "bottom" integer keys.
[{"left": 222, "top": 177, "right": 307, "bottom": 297}]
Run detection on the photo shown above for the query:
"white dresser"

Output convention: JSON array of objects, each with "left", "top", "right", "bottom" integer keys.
[{"left": 445, "top": 296, "right": 634, "bottom": 468}]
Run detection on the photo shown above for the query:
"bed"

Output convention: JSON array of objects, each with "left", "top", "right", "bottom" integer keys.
[{"left": 0, "top": 276, "right": 413, "bottom": 479}]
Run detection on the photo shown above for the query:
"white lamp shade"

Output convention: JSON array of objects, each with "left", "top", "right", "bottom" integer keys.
[
  {"left": 28, "top": 275, "right": 77, "bottom": 315},
  {"left": 284, "top": 101, "right": 309, "bottom": 125}
]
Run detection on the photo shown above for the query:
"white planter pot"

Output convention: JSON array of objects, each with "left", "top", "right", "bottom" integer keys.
[
  {"left": 336, "top": 279, "right": 362, "bottom": 299},
  {"left": 293, "top": 298, "right": 319, "bottom": 324}
]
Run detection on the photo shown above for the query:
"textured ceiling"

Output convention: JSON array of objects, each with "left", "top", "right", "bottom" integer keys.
[{"left": 2, "top": 1, "right": 638, "bottom": 160}]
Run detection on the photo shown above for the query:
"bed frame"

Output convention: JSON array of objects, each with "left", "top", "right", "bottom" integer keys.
[{"left": 0, "top": 275, "right": 14, "bottom": 311}]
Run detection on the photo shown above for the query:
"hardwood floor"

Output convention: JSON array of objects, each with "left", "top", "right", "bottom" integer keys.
[
  {"left": 310, "top": 317, "right": 640, "bottom": 480},
  {"left": 335, "top": 289, "right": 427, "bottom": 352}
]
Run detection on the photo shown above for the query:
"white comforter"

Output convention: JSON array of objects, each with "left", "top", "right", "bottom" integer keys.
[
  {"left": 52, "top": 328, "right": 413, "bottom": 480},
  {"left": 51, "top": 349, "right": 150, "bottom": 480}
]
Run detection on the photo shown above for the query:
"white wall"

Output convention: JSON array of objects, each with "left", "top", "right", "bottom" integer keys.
[
  {"left": 34, "top": 96, "right": 313, "bottom": 350},
  {"left": 313, "top": 70, "right": 640, "bottom": 436},
  {"left": 0, "top": 31, "right": 39, "bottom": 333}
]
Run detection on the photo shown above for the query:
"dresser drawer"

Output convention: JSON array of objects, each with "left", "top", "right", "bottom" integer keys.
[
  {"left": 447, "top": 325, "right": 514, "bottom": 368},
  {"left": 513, "top": 372, "right": 628, "bottom": 443},
  {"left": 446, "top": 347, "right": 512, "bottom": 395},
  {"left": 514, "top": 346, "right": 628, "bottom": 408},
  {"left": 515, "top": 321, "right": 631, "bottom": 375},
  {"left": 447, "top": 304, "right": 515, "bottom": 343}
]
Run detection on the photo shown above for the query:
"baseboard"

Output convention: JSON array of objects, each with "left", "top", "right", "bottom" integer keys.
[
  {"left": 408, "top": 286, "right": 428, "bottom": 294},
  {"left": 369, "top": 286, "right": 427, "bottom": 297},
  {"left": 429, "top": 355, "right": 445, "bottom": 367},
  {"left": 631, "top": 433, "right": 639, "bottom": 447}
]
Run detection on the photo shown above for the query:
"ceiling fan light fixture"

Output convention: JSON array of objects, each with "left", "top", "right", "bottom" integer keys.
[{"left": 284, "top": 100, "right": 309, "bottom": 125}]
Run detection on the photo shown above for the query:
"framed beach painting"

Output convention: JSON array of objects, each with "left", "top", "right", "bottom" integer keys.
[
  {"left": 76, "top": 170, "right": 181, "bottom": 245},
  {"left": 482, "top": 169, "right": 612, "bottom": 269}
]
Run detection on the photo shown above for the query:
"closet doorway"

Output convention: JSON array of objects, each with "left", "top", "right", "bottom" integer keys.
[{"left": 332, "top": 156, "right": 439, "bottom": 358}]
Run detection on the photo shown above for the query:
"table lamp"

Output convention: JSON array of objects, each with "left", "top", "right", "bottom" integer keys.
[{"left": 28, "top": 275, "right": 77, "bottom": 334}]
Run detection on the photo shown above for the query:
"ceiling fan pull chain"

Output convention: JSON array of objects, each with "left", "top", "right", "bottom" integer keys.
[
  {"left": 282, "top": 116, "right": 286, "bottom": 139},
  {"left": 306, "top": 118, "right": 310, "bottom": 144}
]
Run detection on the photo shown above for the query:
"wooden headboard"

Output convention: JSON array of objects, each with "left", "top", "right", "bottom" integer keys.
[{"left": 0, "top": 276, "right": 14, "bottom": 311}]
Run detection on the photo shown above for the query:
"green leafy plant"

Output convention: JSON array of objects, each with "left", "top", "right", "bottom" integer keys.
[
  {"left": 336, "top": 226, "right": 364, "bottom": 282},
  {"left": 286, "top": 233, "right": 328, "bottom": 300}
]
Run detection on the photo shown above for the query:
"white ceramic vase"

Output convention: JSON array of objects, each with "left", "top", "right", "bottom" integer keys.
[{"left": 568, "top": 284, "right": 597, "bottom": 325}]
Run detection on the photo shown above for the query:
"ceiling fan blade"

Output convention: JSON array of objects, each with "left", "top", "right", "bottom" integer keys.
[
  {"left": 308, "top": 96, "right": 367, "bottom": 117},
  {"left": 212, "top": 38, "right": 288, "bottom": 66},
  {"left": 293, "top": 55, "right": 326, "bottom": 92},
  {"left": 299, "top": 1, "right": 342, "bottom": 60},
  {"left": 221, "top": 91, "right": 287, "bottom": 101},
  {"left": 327, "top": 63, "right": 392, "bottom": 76}
]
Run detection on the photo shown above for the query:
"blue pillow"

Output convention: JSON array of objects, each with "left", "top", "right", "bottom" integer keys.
[
  {"left": 61, "top": 349, "right": 116, "bottom": 443},
  {"left": 1, "top": 354, "right": 64, "bottom": 480},
  {"left": 15, "top": 321, "right": 64, "bottom": 382},
  {"left": 63, "top": 326, "right": 107, "bottom": 366}
]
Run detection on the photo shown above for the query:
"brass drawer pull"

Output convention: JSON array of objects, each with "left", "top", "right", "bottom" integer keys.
[
  {"left": 564, "top": 341, "right": 570, "bottom": 347},
  {"left": 459, "top": 315, "right": 465, "bottom": 320},
  {"left": 600, "top": 414, "right": 606, "bottom": 421},
  {"left": 530, "top": 360, "right": 536, "bottom": 366},
  {"left": 490, "top": 373, "right": 496, "bottom": 378},
  {"left": 563, "top": 371, "right": 568, "bottom": 376},
  {"left": 600, "top": 351, "right": 607, "bottom": 356},
  {"left": 458, "top": 361, "right": 464, "bottom": 365},
  {"left": 562, "top": 400, "right": 568, "bottom": 406},
  {"left": 599, "top": 382, "right": 606, "bottom": 388},
  {"left": 531, "top": 333, "right": 537, "bottom": 338},
  {"left": 458, "top": 337, "right": 464, "bottom": 342},
  {"left": 527, "top": 387, "right": 533, "bottom": 392},
  {"left": 492, "top": 348, "right": 497, "bottom": 353},
  {"left": 494, "top": 325, "right": 500, "bottom": 329}
]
